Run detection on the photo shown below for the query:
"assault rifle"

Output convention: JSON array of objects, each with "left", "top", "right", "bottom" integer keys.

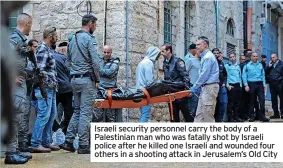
[{"left": 18, "top": 44, "right": 48, "bottom": 105}]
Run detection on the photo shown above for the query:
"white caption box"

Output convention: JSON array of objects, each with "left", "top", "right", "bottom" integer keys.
[{"left": 90, "top": 123, "right": 283, "bottom": 162}]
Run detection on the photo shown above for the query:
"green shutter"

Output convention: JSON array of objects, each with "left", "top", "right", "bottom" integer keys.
[{"left": 8, "top": 9, "right": 23, "bottom": 33}]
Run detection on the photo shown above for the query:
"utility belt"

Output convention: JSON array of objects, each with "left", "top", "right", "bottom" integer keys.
[
  {"left": 248, "top": 81, "right": 263, "bottom": 85},
  {"left": 229, "top": 83, "right": 240, "bottom": 87}
]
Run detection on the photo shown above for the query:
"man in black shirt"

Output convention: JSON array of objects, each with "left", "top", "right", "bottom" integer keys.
[
  {"left": 212, "top": 48, "right": 228, "bottom": 122},
  {"left": 266, "top": 54, "right": 283, "bottom": 119}
]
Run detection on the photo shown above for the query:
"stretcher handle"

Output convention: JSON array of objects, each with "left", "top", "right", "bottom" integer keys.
[
  {"left": 107, "top": 89, "right": 113, "bottom": 108},
  {"left": 141, "top": 88, "right": 151, "bottom": 105},
  {"left": 168, "top": 92, "right": 174, "bottom": 121}
]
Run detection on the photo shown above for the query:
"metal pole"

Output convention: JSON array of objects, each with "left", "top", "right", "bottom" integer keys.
[
  {"left": 215, "top": 0, "right": 219, "bottom": 48},
  {"left": 125, "top": 0, "right": 129, "bottom": 122}
]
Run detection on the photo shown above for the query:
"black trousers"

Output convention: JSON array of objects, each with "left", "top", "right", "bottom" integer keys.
[
  {"left": 270, "top": 81, "right": 283, "bottom": 116},
  {"left": 52, "top": 92, "right": 74, "bottom": 134},
  {"left": 240, "top": 87, "right": 260, "bottom": 119},
  {"left": 240, "top": 87, "right": 249, "bottom": 119},
  {"left": 168, "top": 97, "right": 194, "bottom": 122},
  {"left": 227, "top": 83, "right": 241, "bottom": 120},
  {"left": 247, "top": 82, "right": 266, "bottom": 120}
]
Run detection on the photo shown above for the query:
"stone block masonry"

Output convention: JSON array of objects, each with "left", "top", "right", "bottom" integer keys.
[{"left": 23, "top": 1, "right": 263, "bottom": 122}]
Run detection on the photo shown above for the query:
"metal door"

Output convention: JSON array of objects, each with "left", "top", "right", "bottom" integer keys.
[{"left": 262, "top": 22, "right": 278, "bottom": 100}]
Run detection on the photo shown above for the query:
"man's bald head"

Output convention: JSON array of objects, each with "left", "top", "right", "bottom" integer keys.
[
  {"left": 103, "top": 45, "right": 112, "bottom": 60},
  {"left": 271, "top": 53, "right": 278, "bottom": 63},
  {"left": 103, "top": 45, "right": 112, "bottom": 52},
  {"left": 16, "top": 13, "right": 32, "bottom": 36}
]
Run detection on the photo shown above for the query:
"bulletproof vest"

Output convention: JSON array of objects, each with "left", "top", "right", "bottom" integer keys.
[
  {"left": 9, "top": 30, "right": 28, "bottom": 73},
  {"left": 99, "top": 56, "right": 120, "bottom": 88}
]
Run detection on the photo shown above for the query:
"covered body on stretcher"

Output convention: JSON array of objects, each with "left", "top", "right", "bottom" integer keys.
[{"left": 93, "top": 80, "right": 191, "bottom": 109}]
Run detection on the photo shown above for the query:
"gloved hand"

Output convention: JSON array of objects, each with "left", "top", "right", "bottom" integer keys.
[{"left": 189, "top": 87, "right": 200, "bottom": 97}]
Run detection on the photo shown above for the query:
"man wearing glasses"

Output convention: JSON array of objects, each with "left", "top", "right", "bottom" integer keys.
[
  {"left": 61, "top": 14, "right": 100, "bottom": 154},
  {"left": 242, "top": 52, "right": 270, "bottom": 122},
  {"left": 30, "top": 26, "right": 59, "bottom": 153}
]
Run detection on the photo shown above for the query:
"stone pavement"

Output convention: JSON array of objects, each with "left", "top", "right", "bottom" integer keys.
[
  {"left": 2, "top": 118, "right": 283, "bottom": 168},
  {"left": 1, "top": 113, "right": 282, "bottom": 168},
  {"left": 1, "top": 150, "right": 283, "bottom": 168}
]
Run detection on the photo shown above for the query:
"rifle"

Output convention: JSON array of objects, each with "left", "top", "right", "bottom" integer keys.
[{"left": 24, "top": 46, "right": 48, "bottom": 105}]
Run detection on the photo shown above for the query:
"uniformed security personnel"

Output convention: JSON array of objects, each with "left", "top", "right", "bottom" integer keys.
[
  {"left": 225, "top": 53, "right": 243, "bottom": 122},
  {"left": 98, "top": 45, "right": 122, "bottom": 122},
  {"left": 61, "top": 14, "right": 100, "bottom": 154},
  {"left": 242, "top": 52, "right": 270, "bottom": 122},
  {"left": 239, "top": 54, "right": 249, "bottom": 120},
  {"left": 212, "top": 48, "right": 228, "bottom": 122},
  {"left": 161, "top": 44, "right": 194, "bottom": 122},
  {"left": 5, "top": 13, "right": 33, "bottom": 164}
]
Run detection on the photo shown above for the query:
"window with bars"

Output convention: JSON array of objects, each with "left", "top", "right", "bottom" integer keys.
[
  {"left": 164, "top": 1, "right": 172, "bottom": 45},
  {"left": 184, "top": 1, "right": 190, "bottom": 53},
  {"left": 226, "top": 18, "right": 234, "bottom": 36},
  {"left": 227, "top": 43, "right": 236, "bottom": 57},
  {"left": 9, "top": 9, "right": 23, "bottom": 33}
]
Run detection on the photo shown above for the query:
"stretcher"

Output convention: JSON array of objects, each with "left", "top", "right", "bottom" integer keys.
[{"left": 93, "top": 89, "right": 191, "bottom": 121}]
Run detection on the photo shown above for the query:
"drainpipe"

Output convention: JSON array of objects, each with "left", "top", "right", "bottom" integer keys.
[
  {"left": 214, "top": 0, "right": 219, "bottom": 48},
  {"left": 103, "top": 0, "right": 107, "bottom": 45},
  {"left": 125, "top": 0, "right": 129, "bottom": 122},
  {"left": 247, "top": 1, "right": 252, "bottom": 49},
  {"left": 243, "top": 1, "right": 248, "bottom": 51}
]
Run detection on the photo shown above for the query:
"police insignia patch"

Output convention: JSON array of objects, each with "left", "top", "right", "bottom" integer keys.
[
  {"left": 113, "top": 60, "right": 119, "bottom": 63},
  {"left": 179, "top": 61, "right": 185, "bottom": 67}
]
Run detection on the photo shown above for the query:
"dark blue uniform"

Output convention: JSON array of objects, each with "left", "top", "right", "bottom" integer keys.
[
  {"left": 214, "top": 59, "right": 228, "bottom": 122},
  {"left": 242, "top": 61, "right": 269, "bottom": 122},
  {"left": 163, "top": 56, "right": 193, "bottom": 122}
]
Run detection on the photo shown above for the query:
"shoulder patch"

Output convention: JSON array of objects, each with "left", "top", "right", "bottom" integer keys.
[
  {"left": 113, "top": 59, "right": 120, "bottom": 63},
  {"left": 178, "top": 60, "right": 185, "bottom": 68}
]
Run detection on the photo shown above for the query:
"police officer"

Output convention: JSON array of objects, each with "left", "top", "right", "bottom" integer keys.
[
  {"left": 239, "top": 54, "right": 249, "bottom": 120},
  {"left": 161, "top": 44, "right": 194, "bottom": 122},
  {"left": 212, "top": 48, "right": 228, "bottom": 122},
  {"left": 61, "top": 14, "right": 100, "bottom": 154},
  {"left": 98, "top": 45, "right": 122, "bottom": 122},
  {"left": 5, "top": 13, "right": 33, "bottom": 164},
  {"left": 261, "top": 55, "right": 267, "bottom": 69},
  {"left": 242, "top": 52, "right": 270, "bottom": 122},
  {"left": 19, "top": 39, "right": 38, "bottom": 151},
  {"left": 242, "top": 52, "right": 260, "bottom": 120},
  {"left": 225, "top": 53, "right": 243, "bottom": 122}
]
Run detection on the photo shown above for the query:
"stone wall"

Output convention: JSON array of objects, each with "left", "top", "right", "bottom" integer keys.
[
  {"left": 251, "top": 1, "right": 263, "bottom": 54},
  {"left": 188, "top": 1, "right": 244, "bottom": 59},
  {"left": 22, "top": 1, "right": 245, "bottom": 122}
]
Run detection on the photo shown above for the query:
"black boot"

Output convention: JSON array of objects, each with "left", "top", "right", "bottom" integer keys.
[
  {"left": 270, "top": 115, "right": 280, "bottom": 119},
  {"left": 233, "top": 116, "right": 244, "bottom": 122},
  {"left": 77, "top": 145, "right": 90, "bottom": 154},
  {"left": 60, "top": 141, "right": 76, "bottom": 152},
  {"left": 18, "top": 142, "right": 30, "bottom": 152},
  {"left": 260, "top": 117, "right": 270, "bottom": 122},
  {"left": 4, "top": 152, "right": 28, "bottom": 164}
]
